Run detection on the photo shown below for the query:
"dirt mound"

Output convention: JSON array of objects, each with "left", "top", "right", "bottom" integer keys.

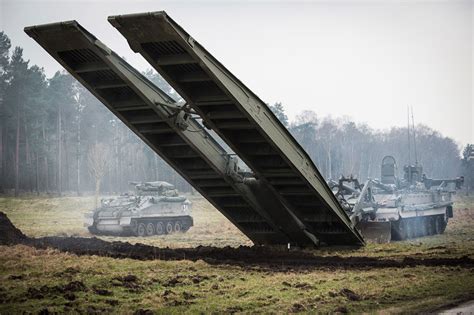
[
  {"left": 31, "top": 236, "right": 474, "bottom": 269},
  {"left": 1, "top": 212, "right": 474, "bottom": 269},
  {"left": 0, "top": 212, "right": 28, "bottom": 245},
  {"left": 26, "top": 280, "right": 86, "bottom": 301}
]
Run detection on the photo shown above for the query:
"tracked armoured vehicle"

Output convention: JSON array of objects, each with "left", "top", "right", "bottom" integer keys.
[
  {"left": 26, "top": 14, "right": 365, "bottom": 247},
  {"left": 25, "top": 13, "right": 467, "bottom": 246},
  {"left": 26, "top": 13, "right": 468, "bottom": 246},
  {"left": 85, "top": 181, "right": 193, "bottom": 237},
  {"left": 330, "top": 156, "right": 463, "bottom": 243}
]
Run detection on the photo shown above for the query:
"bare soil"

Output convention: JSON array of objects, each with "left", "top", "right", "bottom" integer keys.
[
  {"left": 1, "top": 211, "right": 473, "bottom": 271},
  {"left": 1, "top": 196, "right": 474, "bottom": 314},
  {"left": 0, "top": 212, "right": 27, "bottom": 245}
]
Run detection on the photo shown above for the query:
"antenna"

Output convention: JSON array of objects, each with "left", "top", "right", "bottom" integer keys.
[
  {"left": 411, "top": 106, "right": 418, "bottom": 165},
  {"left": 407, "top": 106, "right": 411, "bottom": 165}
]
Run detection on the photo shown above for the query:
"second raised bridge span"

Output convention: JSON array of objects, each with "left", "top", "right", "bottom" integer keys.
[{"left": 25, "top": 12, "right": 365, "bottom": 246}]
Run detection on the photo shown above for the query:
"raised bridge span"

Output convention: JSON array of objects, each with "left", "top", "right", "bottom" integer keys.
[{"left": 25, "top": 12, "right": 364, "bottom": 246}]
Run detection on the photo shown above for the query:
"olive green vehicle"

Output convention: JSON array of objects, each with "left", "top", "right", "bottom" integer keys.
[
  {"left": 329, "top": 156, "right": 463, "bottom": 243},
  {"left": 31, "top": 12, "right": 470, "bottom": 247},
  {"left": 84, "top": 182, "right": 193, "bottom": 236},
  {"left": 25, "top": 14, "right": 364, "bottom": 247}
]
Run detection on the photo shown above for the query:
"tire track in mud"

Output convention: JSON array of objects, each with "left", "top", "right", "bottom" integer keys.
[{"left": 1, "top": 212, "right": 473, "bottom": 269}]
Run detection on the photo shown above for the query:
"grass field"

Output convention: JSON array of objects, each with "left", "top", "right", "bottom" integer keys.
[
  {"left": 0, "top": 195, "right": 250, "bottom": 248},
  {"left": 0, "top": 194, "right": 473, "bottom": 313}
]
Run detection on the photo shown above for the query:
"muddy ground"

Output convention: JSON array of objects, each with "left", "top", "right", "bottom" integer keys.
[
  {"left": 1, "top": 196, "right": 474, "bottom": 313},
  {"left": 1, "top": 211, "right": 473, "bottom": 270}
]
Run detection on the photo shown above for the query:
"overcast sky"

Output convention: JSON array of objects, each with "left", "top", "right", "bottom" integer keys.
[{"left": 1, "top": 0, "right": 473, "bottom": 146}]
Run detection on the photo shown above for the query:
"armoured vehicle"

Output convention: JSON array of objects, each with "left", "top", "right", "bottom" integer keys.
[
  {"left": 26, "top": 14, "right": 364, "bottom": 247},
  {"left": 330, "top": 156, "right": 463, "bottom": 243},
  {"left": 25, "top": 13, "right": 465, "bottom": 246},
  {"left": 84, "top": 181, "right": 193, "bottom": 236}
]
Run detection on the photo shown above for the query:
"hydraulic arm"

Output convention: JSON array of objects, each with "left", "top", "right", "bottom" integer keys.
[
  {"left": 25, "top": 21, "right": 311, "bottom": 245},
  {"left": 108, "top": 12, "right": 364, "bottom": 245}
]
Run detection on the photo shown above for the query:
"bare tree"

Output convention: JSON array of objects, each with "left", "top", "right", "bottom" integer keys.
[{"left": 88, "top": 143, "right": 109, "bottom": 209}]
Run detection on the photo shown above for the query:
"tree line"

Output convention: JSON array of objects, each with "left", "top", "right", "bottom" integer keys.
[
  {"left": 0, "top": 31, "right": 186, "bottom": 196},
  {"left": 0, "top": 31, "right": 471, "bottom": 196},
  {"left": 270, "top": 105, "right": 467, "bottom": 183}
]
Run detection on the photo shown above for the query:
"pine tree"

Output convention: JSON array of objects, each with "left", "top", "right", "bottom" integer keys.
[
  {"left": 269, "top": 102, "right": 289, "bottom": 127},
  {"left": 0, "top": 31, "right": 12, "bottom": 192}
]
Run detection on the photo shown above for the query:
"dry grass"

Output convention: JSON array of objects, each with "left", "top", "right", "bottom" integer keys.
[
  {"left": 302, "top": 195, "right": 474, "bottom": 260},
  {"left": 0, "top": 194, "right": 473, "bottom": 313},
  {"left": 0, "top": 195, "right": 251, "bottom": 247},
  {"left": 0, "top": 245, "right": 473, "bottom": 314}
]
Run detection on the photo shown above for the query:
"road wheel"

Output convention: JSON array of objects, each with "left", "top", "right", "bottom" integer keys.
[
  {"left": 406, "top": 219, "right": 414, "bottom": 239},
  {"left": 146, "top": 222, "right": 155, "bottom": 236},
  {"left": 88, "top": 225, "right": 100, "bottom": 235},
  {"left": 426, "top": 217, "right": 435, "bottom": 235},
  {"left": 137, "top": 223, "right": 146, "bottom": 237},
  {"left": 396, "top": 219, "right": 408, "bottom": 240},
  {"left": 416, "top": 218, "right": 424, "bottom": 237},
  {"left": 419, "top": 217, "right": 427, "bottom": 237},
  {"left": 434, "top": 216, "right": 442, "bottom": 234},
  {"left": 130, "top": 220, "right": 138, "bottom": 236},
  {"left": 412, "top": 218, "right": 418, "bottom": 237},
  {"left": 439, "top": 216, "right": 447, "bottom": 234},
  {"left": 156, "top": 222, "right": 164, "bottom": 235},
  {"left": 166, "top": 222, "right": 173, "bottom": 234},
  {"left": 174, "top": 221, "right": 182, "bottom": 233}
]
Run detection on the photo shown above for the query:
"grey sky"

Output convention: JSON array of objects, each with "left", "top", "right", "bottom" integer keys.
[{"left": 1, "top": 0, "right": 472, "bottom": 146}]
